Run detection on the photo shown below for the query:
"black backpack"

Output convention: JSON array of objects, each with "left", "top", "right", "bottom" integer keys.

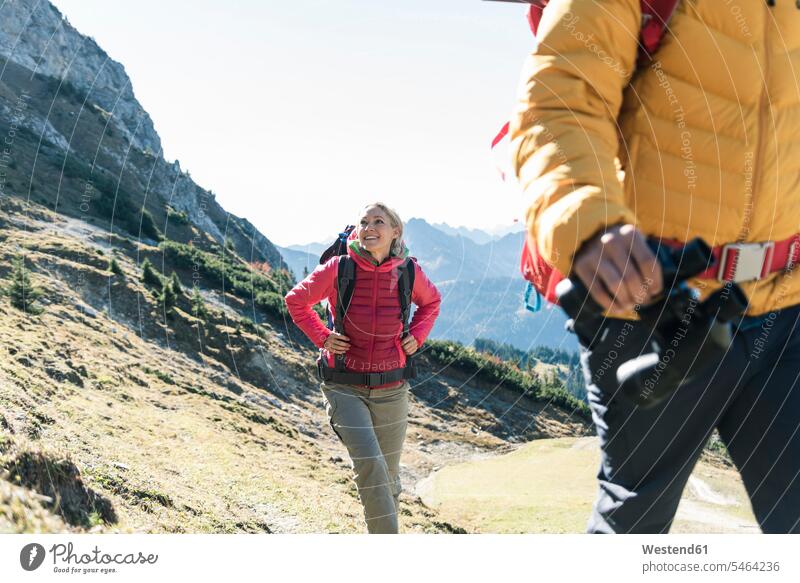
[{"left": 316, "top": 225, "right": 418, "bottom": 386}]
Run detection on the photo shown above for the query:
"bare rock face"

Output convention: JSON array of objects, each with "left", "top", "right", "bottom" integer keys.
[
  {"left": 0, "top": 92, "right": 71, "bottom": 151},
  {"left": 0, "top": 0, "right": 161, "bottom": 155},
  {"left": 163, "top": 166, "right": 227, "bottom": 245},
  {"left": 0, "top": 0, "right": 289, "bottom": 273}
]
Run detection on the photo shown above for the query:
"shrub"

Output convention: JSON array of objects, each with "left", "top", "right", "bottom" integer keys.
[
  {"left": 474, "top": 337, "right": 578, "bottom": 368},
  {"left": 5, "top": 254, "right": 44, "bottom": 314},
  {"left": 169, "top": 272, "right": 183, "bottom": 296},
  {"left": 426, "top": 339, "right": 590, "bottom": 420},
  {"left": 139, "top": 209, "right": 161, "bottom": 242},
  {"left": 140, "top": 258, "right": 162, "bottom": 290},
  {"left": 190, "top": 287, "right": 209, "bottom": 321},
  {"left": 240, "top": 317, "right": 257, "bottom": 333},
  {"left": 142, "top": 366, "right": 175, "bottom": 385},
  {"left": 109, "top": 257, "right": 124, "bottom": 277},
  {"left": 166, "top": 206, "right": 189, "bottom": 225},
  {"left": 160, "top": 284, "right": 177, "bottom": 317},
  {"left": 159, "top": 240, "right": 294, "bottom": 319},
  {"left": 254, "top": 290, "right": 288, "bottom": 318}
]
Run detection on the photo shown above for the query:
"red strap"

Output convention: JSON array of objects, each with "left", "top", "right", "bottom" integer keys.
[
  {"left": 491, "top": 122, "right": 510, "bottom": 149},
  {"left": 525, "top": 0, "right": 678, "bottom": 57},
  {"left": 527, "top": 1, "right": 547, "bottom": 35},
  {"left": 660, "top": 235, "right": 800, "bottom": 282},
  {"left": 638, "top": 0, "right": 680, "bottom": 64}
]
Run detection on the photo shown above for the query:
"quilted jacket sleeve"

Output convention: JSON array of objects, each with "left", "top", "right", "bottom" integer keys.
[
  {"left": 408, "top": 262, "right": 441, "bottom": 346},
  {"left": 284, "top": 257, "right": 337, "bottom": 348},
  {"left": 511, "top": 0, "right": 641, "bottom": 275}
]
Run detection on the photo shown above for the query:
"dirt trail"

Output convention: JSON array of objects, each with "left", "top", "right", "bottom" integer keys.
[{"left": 416, "top": 436, "right": 759, "bottom": 533}]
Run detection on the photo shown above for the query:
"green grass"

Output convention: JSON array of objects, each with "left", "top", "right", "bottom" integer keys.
[
  {"left": 159, "top": 240, "right": 294, "bottom": 319},
  {"left": 141, "top": 366, "right": 175, "bottom": 385}
]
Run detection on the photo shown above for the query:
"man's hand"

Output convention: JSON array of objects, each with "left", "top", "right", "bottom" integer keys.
[
  {"left": 323, "top": 332, "right": 351, "bottom": 354},
  {"left": 401, "top": 335, "right": 419, "bottom": 355},
  {"left": 572, "top": 224, "right": 664, "bottom": 315}
]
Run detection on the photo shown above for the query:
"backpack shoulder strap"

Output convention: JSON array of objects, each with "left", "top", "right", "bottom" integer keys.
[
  {"left": 638, "top": 0, "right": 680, "bottom": 64},
  {"left": 397, "top": 257, "right": 419, "bottom": 378},
  {"left": 396, "top": 258, "right": 416, "bottom": 339},
  {"left": 334, "top": 255, "right": 356, "bottom": 371},
  {"left": 525, "top": 0, "right": 678, "bottom": 53},
  {"left": 335, "top": 255, "right": 356, "bottom": 335},
  {"left": 320, "top": 225, "right": 355, "bottom": 264}
]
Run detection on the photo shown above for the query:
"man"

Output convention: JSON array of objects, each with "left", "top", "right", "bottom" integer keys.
[{"left": 511, "top": 0, "right": 800, "bottom": 533}]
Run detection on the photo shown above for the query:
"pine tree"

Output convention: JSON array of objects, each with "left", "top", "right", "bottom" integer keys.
[
  {"left": 160, "top": 281, "right": 177, "bottom": 318},
  {"left": 190, "top": 286, "right": 209, "bottom": 321},
  {"left": 302, "top": 265, "right": 309, "bottom": 278},
  {"left": 109, "top": 257, "right": 124, "bottom": 277},
  {"left": 140, "top": 209, "right": 162, "bottom": 242},
  {"left": 6, "top": 254, "right": 43, "bottom": 314},
  {"left": 141, "top": 258, "right": 162, "bottom": 290},
  {"left": 170, "top": 272, "right": 183, "bottom": 296}
]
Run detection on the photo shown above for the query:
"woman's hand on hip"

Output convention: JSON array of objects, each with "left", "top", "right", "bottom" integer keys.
[
  {"left": 401, "top": 335, "right": 418, "bottom": 355},
  {"left": 324, "top": 332, "right": 351, "bottom": 354}
]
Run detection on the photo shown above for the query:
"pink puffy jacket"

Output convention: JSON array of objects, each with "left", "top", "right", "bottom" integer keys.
[{"left": 284, "top": 240, "right": 441, "bottom": 389}]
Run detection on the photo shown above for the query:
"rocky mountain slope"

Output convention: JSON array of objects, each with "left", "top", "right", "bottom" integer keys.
[{"left": 0, "top": 0, "right": 286, "bottom": 272}]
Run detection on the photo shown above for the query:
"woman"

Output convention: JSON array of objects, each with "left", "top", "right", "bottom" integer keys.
[{"left": 284, "top": 202, "right": 441, "bottom": 534}]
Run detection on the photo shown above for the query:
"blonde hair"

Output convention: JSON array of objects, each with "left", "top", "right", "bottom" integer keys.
[{"left": 361, "top": 202, "right": 404, "bottom": 257}]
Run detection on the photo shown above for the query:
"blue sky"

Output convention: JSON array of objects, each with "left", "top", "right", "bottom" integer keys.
[{"left": 52, "top": 0, "right": 532, "bottom": 246}]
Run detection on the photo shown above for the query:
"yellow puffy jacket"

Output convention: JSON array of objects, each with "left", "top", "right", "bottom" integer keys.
[{"left": 511, "top": 0, "right": 800, "bottom": 316}]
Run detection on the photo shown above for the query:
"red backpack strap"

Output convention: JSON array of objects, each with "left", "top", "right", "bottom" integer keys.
[
  {"left": 527, "top": 0, "right": 548, "bottom": 35},
  {"left": 494, "top": 0, "right": 678, "bottom": 52},
  {"left": 638, "top": 0, "right": 680, "bottom": 63},
  {"left": 526, "top": 0, "right": 677, "bottom": 48}
]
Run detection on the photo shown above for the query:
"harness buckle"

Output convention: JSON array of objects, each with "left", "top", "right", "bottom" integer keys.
[
  {"left": 786, "top": 239, "right": 800, "bottom": 272},
  {"left": 718, "top": 241, "right": 774, "bottom": 283},
  {"left": 366, "top": 373, "right": 384, "bottom": 386}
]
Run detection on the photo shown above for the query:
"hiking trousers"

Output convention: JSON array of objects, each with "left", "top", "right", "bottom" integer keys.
[
  {"left": 321, "top": 381, "right": 409, "bottom": 534},
  {"left": 580, "top": 303, "right": 800, "bottom": 533}
]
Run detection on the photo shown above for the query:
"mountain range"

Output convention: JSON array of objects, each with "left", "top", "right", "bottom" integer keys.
[{"left": 430, "top": 221, "right": 524, "bottom": 245}]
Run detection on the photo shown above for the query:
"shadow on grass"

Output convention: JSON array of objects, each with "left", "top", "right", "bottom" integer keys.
[{"left": 5, "top": 451, "right": 117, "bottom": 528}]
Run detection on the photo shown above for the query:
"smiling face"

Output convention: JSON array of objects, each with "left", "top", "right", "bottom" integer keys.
[{"left": 357, "top": 205, "right": 400, "bottom": 260}]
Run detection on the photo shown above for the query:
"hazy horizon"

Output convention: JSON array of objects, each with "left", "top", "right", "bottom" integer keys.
[{"left": 281, "top": 216, "right": 525, "bottom": 250}]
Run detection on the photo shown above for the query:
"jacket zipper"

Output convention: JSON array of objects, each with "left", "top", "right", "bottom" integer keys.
[
  {"left": 368, "top": 271, "right": 378, "bottom": 372},
  {"left": 738, "top": 9, "right": 771, "bottom": 242}
]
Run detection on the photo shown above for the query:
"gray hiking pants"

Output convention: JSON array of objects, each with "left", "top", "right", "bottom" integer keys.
[
  {"left": 580, "top": 303, "right": 800, "bottom": 533},
  {"left": 321, "top": 381, "right": 409, "bottom": 534}
]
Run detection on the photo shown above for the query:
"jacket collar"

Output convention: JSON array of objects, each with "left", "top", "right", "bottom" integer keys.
[{"left": 346, "top": 233, "right": 409, "bottom": 272}]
